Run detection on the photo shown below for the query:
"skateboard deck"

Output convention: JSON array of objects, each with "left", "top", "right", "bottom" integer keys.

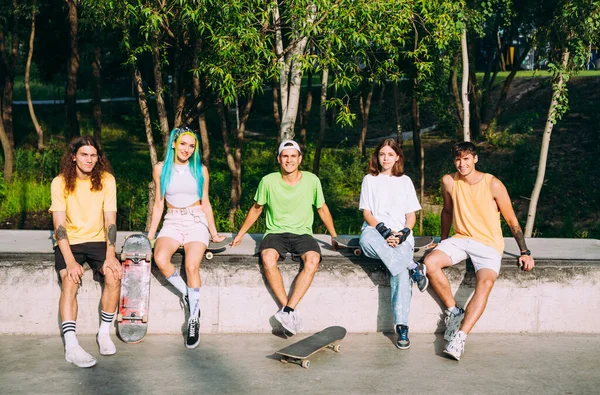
[
  {"left": 334, "top": 236, "right": 362, "bottom": 256},
  {"left": 334, "top": 235, "right": 435, "bottom": 256},
  {"left": 174, "top": 237, "right": 232, "bottom": 260},
  {"left": 276, "top": 326, "right": 347, "bottom": 368},
  {"left": 205, "top": 237, "right": 232, "bottom": 260},
  {"left": 117, "top": 234, "right": 152, "bottom": 343}
]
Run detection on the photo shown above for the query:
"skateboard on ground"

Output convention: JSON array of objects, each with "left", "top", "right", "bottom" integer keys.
[
  {"left": 276, "top": 326, "right": 347, "bottom": 369},
  {"left": 334, "top": 235, "right": 434, "bottom": 256},
  {"left": 117, "top": 234, "right": 152, "bottom": 343}
]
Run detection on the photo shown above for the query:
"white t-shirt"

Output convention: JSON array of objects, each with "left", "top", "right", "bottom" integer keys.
[{"left": 359, "top": 173, "right": 422, "bottom": 231}]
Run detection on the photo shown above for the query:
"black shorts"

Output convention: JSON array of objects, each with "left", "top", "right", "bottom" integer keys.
[
  {"left": 54, "top": 242, "right": 108, "bottom": 278},
  {"left": 259, "top": 233, "right": 321, "bottom": 261}
]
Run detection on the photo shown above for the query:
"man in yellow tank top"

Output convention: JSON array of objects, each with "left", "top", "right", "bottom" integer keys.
[{"left": 424, "top": 142, "right": 534, "bottom": 361}]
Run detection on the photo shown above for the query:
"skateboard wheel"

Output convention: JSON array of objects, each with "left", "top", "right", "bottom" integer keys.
[
  {"left": 142, "top": 315, "right": 148, "bottom": 323},
  {"left": 353, "top": 249, "right": 362, "bottom": 257},
  {"left": 205, "top": 252, "right": 213, "bottom": 260},
  {"left": 333, "top": 344, "right": 342, "bottom": 352},
  {"left": 301, "top": 360, "right": 310, "bottom": 369},
  {"left": 117, "top": 313, "right": 123, "bottom": 322},
  {"left": 280, "top": 358, "right": 288, "bottom": 364}
]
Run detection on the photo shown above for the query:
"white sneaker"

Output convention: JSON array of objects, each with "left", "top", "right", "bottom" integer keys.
[
  {"left": 97, "top": 334, "right": 116, "bottom": 356},
  {"left": 65, "top": 345, "right": 97, "bottom": 368},
  {"left": 444, "top": 331, "right": 467, "bottom": 361},
  {"left": 444, "top": 307, "right": 465, "bottom": 341},
  {"left": 274, "top": 308, "right": 303, "bottom": 335}
]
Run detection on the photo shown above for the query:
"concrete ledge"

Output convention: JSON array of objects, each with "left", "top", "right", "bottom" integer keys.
[{"left": 1, "top": 231, "right": 599, "bottom": 335}]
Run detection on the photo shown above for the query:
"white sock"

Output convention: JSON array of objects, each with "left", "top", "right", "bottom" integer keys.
[
  {"left": 167, "top": 271, "right": 188, "bottom": 295},
  {"left": 448, "top": 306, "right": 461, "bottom": 315},
  {"left": 188, "top": 287, "right": 201, "bottom": 318},
  {"left": 98, "top": 310, "right": 115, "bottom": 335},
  {"left": 62, "top": 321, "right": 78, "bottom": 350}
]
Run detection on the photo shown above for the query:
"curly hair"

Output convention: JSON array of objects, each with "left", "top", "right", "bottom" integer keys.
[
  {"left": 367, "top": 138, "right": 404, "bottom": 177},
  {"left": 59, "top": 136, "right": 112, "bottom": 194}
]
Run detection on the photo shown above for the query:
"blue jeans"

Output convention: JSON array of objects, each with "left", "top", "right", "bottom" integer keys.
[{"left": 359, "top": 226, "right": 414, "bottom": 326}]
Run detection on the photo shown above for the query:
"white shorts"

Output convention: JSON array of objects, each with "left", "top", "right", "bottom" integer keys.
[
  {"left": 434, "top": 237, "right": 502, "bottom": 274},
  {"left": 157, "top": 206, "right": 210, "bottom": 247}
]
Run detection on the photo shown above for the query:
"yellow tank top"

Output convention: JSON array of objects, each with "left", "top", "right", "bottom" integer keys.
[{"left": 451, "top": 173, "right": 504, "bottom": 254}]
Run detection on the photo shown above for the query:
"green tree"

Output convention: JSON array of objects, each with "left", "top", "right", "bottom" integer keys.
[{"left": 525, "top": 0, "right": 600, "bottom": 236}]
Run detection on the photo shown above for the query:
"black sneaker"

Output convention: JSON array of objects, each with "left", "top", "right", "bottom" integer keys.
[
  {"left": 396, "top": 325, "right": 410, "bottom": 350},
  {"left": 185, "top": 317, "right": 200, "bottom": 349}
]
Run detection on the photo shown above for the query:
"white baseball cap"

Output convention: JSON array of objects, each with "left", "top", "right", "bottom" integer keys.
[{"left": 278, "top": 140, "right": 302, "bottom": 155}]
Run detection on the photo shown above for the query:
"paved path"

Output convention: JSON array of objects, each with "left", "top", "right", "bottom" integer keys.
[{"left": 1, "top": 333, "right": 598, "bottom": 394}]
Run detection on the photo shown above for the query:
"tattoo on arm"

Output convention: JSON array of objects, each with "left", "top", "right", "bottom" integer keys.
[
  {"left": 510, "top": 226, "right": 528, "bottom": 252},
  {"left": 107, "top": 224, "right": 117, "bottom": 247},
  {"left": 55, "top": 225, "right": 68, "bottom": 241}
]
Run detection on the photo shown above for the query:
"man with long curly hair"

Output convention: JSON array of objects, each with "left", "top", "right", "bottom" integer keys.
[{"left": 49, "top": 136, "right": 122, "bottom": 368}]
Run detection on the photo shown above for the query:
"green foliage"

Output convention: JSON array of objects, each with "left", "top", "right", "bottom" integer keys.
[
  {"left": 413, "top": 211, "right": 442, "bottom": 237},
  {"left": 0, "top": 178, "right": 51, "bottom": 219}
]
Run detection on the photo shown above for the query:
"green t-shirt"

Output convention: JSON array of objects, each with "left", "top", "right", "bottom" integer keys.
[{"left": 254, "top": 171, "right": 325, "bottom": 236}]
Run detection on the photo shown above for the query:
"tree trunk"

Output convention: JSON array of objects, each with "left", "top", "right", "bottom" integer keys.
[
  {"left": 133, "top": 66, "right": 159, "bottom": 232},
  {"left": 468, "top": 38, "right": 481, "bottom": 139},
  {"left": 272, "top": 78, "right": 282, "bottom": 144},
  {"left": 525, "top": 49, "right": 570, "bottom": 237},
  {"left": 487, "top": 42, "right": 532, "bottom": 126},
  {"left": 133, "top": 68, "right": 158, "bottom": 166},
  {"left": 497, "top": 31, "right": 506, "bottom": 72},
  {"left": 411, "top": 78, "right": 422, "bottom": 168},
  {"left": 393, "top": 83, "right": 403, "bottom": 147},
  {"left": 378, "top": 83, "right": 386, "bottom": 107},
  {"left": 313, "top": 66, "right": 329, "bottom": 175},
  {"left": 461, "top": 28, "right": 470, "bottom": 142},
  {"left": 218, "top": 96, "right": 253, "bottom": 227},
  {"left": 450, "top": 53, "right": 463, "bottom": 127},
  {"left": 91, "top": 41, "right": 102, "bottom": 142},
  {"left": 419, "top": 146, "right": 424, "bottom": 236},
  {"left": 0, "top": 113, "right": 13, "bottom": 179},
  {"left": 0, "top": 5, "right": 19, "bottom": 182},
  {"left": 152, "top": 34, "right": 170, "bottom": 149},
  {"left": 274, "top": 3, "right": 316, "bottom": 141},
  {"left": 172, "top": 31, "right": 189, "bottom": 128},
  {"left": 357, "top": 81, "right": 375, "bottom": 157},
  {"left": 192, "top": 40, "right": 210, "bottom": 166},
  {"left": 298, "top": 68, "right": 313, "bottom": 150},
  {"left": 25, "top": 1, "right": 44, "bottom": 150},
  {"left": 65, "top": 0, "right": 80, "bottom": 140}
]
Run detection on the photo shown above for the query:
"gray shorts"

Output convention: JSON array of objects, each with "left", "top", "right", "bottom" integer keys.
[{"left": 434, "top": 237, "right": 502, "bottom": 274}]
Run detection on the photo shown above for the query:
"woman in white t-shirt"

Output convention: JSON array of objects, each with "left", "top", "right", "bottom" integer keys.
[{"left": 359, "top": 138, "right": 427, "bottom": 350}]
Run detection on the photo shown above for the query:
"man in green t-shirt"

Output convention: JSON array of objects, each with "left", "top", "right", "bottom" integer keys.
[{"left": 232, "top": 140, "right": 338, "bottom": 335}]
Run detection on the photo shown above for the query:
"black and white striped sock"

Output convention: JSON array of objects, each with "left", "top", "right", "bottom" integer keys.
[
  {"left": 98, "top": 311, "right": 115, "bottom": 335},
  {"left": 62, "top": 321, "right": 78, "bottom": 349}
]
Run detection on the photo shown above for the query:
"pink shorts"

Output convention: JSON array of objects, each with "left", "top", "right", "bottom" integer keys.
[{"left": 157, "top": 206, "right": 210, "bottom": 247}]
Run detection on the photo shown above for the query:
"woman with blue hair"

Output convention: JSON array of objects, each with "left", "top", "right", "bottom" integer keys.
[{"left": 147, "top": 127, "right": 225, "bottom": 349}]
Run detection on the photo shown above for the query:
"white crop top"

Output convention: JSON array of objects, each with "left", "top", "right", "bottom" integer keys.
[{"left": 165, "top": 163, "right": 202, "bottom": 208}]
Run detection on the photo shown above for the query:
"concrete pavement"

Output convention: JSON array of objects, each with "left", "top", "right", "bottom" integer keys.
[{"left": 1, "top": 333, "right": 599, "bottom": 394}]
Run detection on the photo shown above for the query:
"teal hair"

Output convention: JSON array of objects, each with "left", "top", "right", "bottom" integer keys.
[{"left": 160, "top": 128, "right": 204, "bottom": 199}]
